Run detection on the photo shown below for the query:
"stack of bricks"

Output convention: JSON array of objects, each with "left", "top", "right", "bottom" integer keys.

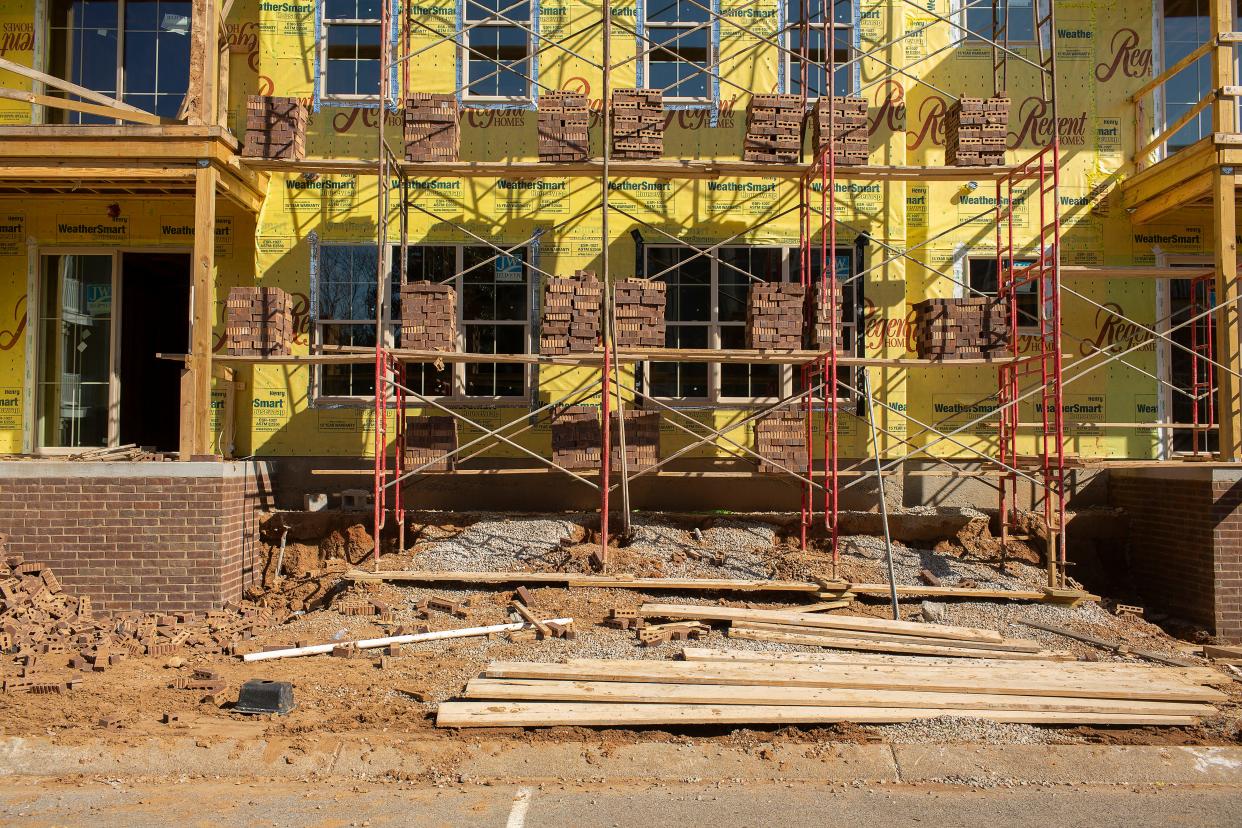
[
  {"left": 754, "top": 406, "right": 807, "bottom": 474},
  {"left": 612, "top": 88, "right": 664, "bottom": 159},
  {"left": 613, "top": 278, "right": 667, "bottom": 347},
  {"left": 537, "top": 91, "right": 590, "bottom": 162},
  {"left": 944, "top": 96, "right": 1009, "bottom": 166},
  {"left": 399, "top": 281, "right": 457, "bottom": 351},
  {"left": 404, "top": 94, "right": 460, "bottom": 162},
  {"left": 540, "top": 270, "right": 602, "bottom": 355},
  {"left": 242, "top": 95, "right": 307, "bottom": 160},
  {"left": 746, "top": 282, "right": 807, "bottom": 349},
  {"left": 808, "top": 285, "right": 846, "bottom": 352},
  {"left": 911, "top": 297, "right": 1010, "bottom": 360},
  {"left": 744, "top": 93, "right": 803, "bottom": 164},
  {"left": 611, "top": 410, "right": 660, "bottom": 470},
  {"left": 812, "top": 96, "right": 869, "bottom": 165},
  {"left": 404, "top": 415, "right": 458, "bottom": 471},
  {"left": 550, "top": 406, "right": 601, "bottom": 470},
  {"left": 225, "top": 286, "right": 295, "bottom": 356}
]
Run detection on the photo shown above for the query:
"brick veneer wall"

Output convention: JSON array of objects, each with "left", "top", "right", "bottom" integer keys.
[
  {"left": 0, "top": 461, "right": 273, "bottom": 613},
  {"left": 1109, "top": 467, "right": 1242, "bottom": 642}
]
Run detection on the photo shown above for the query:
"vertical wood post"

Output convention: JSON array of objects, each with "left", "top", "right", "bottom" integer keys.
[
  {"left": 1211, "top": 0, "right": 1241, "bottom": 459},
  {"left": 185, "top": 165, "right": 219, "bottom": 459}
]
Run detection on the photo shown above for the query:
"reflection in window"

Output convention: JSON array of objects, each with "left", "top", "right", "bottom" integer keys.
[
  {"left": 464, "top": 0, "right": 533, "bottom": 100},
  {"left": 323, "top": 0, "right": 383, "bottom": 100}
]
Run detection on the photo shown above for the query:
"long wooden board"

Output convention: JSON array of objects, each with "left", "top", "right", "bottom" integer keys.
[
  {"left": 727, "top": 627, "right": 1068, "bottom": 660},
  {"left": 730, "top": 621, "right": 1048, "bottom": 653},
  {"left": 639, "top": 604, "right": 1007, "bottom": 643},
  {"left": 463, "top": 678, "right": 1216, "bottom": 717},
  {"left": 436, "top": 701, "right": 1202, "bottom": 728},
  {"left": 482, "top": 661, "right": 1227, "bottom": 702}
]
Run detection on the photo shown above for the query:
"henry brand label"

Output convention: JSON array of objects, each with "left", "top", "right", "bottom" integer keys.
[
  {"left": 0, "top": 387, "right": 20, "bottom": 431},
  {"left": 0, "top": 213, "right": 22, "bottom": 256},
  {"left": 252, "top": 388, "right": 288, "bottom": 433},
  {"left": 55, "top": 215, "right": 129, "bottom": 243}
]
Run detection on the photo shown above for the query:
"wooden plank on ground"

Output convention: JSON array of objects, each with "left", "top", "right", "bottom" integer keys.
[
  {"left": 345, "top": 570, "right": 821, "bottom": 593},
  {"left": 639, "top": 604, "right": 1007, "bottom": 643},
  {"left": 436, "top": 701, "right": 1203, "bottom": 728},
  {"left": 1203, "top": 644, "right": 1242, "bottom": 665},
  {"left": 729, "top": 621, "right": 1048, "bottom": 653},
  {"left": 727, "top": 627, "right": 1070, "bottom": 660},
  {"left": 463, "top": 678, "right": 1216, "bottom": 717}
]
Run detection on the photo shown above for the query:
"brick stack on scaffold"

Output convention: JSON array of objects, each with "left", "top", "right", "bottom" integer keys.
[
  {"left": 744, "top": 94, "right": 803, "bottom": 163},
  {"left": 404, "top": 94, "right": 460, "bottom": 162},
  {"left": 404, "top": 416, "right": 458, "bottom": 471},
  {"left": 811, "top": 96, "right": 869, "bottom": 165},
  {"left": 611, "top": 410, "right": 660, "bottom": 470},
  {"left": 541, "top": 271, "right": 602, "bottom": 355},
  {"left": 242, "top": 95, "right": 307, "bottom": 160},
  {"left": 613, "top": 279, "right": 667, "bottom": 348},
  {"left": 550, "top": 406, "right": 602, "bottom": 470},
  {"left": 944, "top": 96, "right": 1009, "bottom": 166},
  {"left": 808, "top": 284, "right": 847, "bottom": 352},
  {"left": 912, "top": 297, "right": 1011, "bottom": 360},
  {"left": 538, "top": 91, "right": 590, "bottom": 162},
  {"left": 399, "top": 281, "right": 457, "bottom": 351},
  {"left": 754, "top": 405, "right": 807, "bottom": 474},
  {"left": 611, "top": 88, "right": 664, "bottom": 159},
  {"left": 746, "top": 282, "right": 806, "bottom": 349},
  {"left": 225, "top": 287, "right": 295, "bottom": 356}
]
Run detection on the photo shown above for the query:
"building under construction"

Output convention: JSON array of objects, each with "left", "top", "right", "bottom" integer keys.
[{"left": 0, "top": 0, "right": 1240, "bottom": 643}]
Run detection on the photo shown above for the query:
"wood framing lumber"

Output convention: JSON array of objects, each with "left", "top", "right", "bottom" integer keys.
[
  {"left": 638, "top": 604, "right": 1007, "bottom": 643},
  {"left": 1016, "top": 620, "right": 1202, "bottom": 667},
  {"left": 727, "top": 627, "right": 1071, "bottom": 659},
  {"left": 728, "top": 621, "right": 1050, "bottom": 653},
  {"left": 0, "top": 88, "right": 165, "bottom": 125},
  {"left": 0, "top": 56, "right": 151, "bottom": 114},
  {"left": 241, "top": 618, "right": 573, "bottom": 661},
  {"left": 462, "top": 678, "right": 1216, "bottom": 717},
  {"left": 1202, "top": 644, "right": 1242, "bottom": 664},
  {"left": 482, "top": 661, "right": 1227, "bottom": 702},
  {"left": 436, "top": 701, "right": 1203, "bottom": 728}
]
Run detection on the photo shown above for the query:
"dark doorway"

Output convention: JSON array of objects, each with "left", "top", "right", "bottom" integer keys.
[{"left": 119, "top": 252, "right": 190, "bottom": 452}]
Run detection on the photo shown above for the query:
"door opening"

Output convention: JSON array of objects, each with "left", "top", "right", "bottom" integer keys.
[{"left": 119, "top": 252, "right": 190, "bottom": 452}]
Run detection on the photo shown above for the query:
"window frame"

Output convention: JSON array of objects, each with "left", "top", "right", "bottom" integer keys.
[
  {"left": 783, "top": 0, "right": 857, "bottom": 100},
  {"left": 962, "top": 0, "right": 1038, "bottom": 47},
  {"left": 966, "top": 255, "right": 1040, "bottom": 338},
  {"left": 312, "top": 242, "right": 532, "bottom": 404},
  {"left": 643, "top": 0, "right": 715, "bottom": 105},
  {"left": 460, "top": 0, "right": 535, "bottom": 104},
  {"left": 320, "top": 0, "right": 386, "bottom": 104}
]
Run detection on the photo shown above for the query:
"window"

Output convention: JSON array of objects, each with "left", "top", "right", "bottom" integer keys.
[
  {"left": 322, "top": 0, "right": 384, "bottom": 101},
  {"left": 646, "top": 245, "right": 855, "bottom": 401},
  {"left": 314, "top": 243, "right": 530, "bottom": 399},
  {"left": 48, "top": 0, "right": 191, "bottom": 122},
  {"left": 967, "top": 256, "right": 1038, "bottom": 335},
  {"left": 786, "top": 0, "right": 854, "bottom": 99},
  {"left": 463, "top": 0, "right": 533, "bottom": 101},
  {"left": 646, "top": 0, "right": 712, "bottom": 102},
  {"left": 965, "top": 0, "right": 1036, "bottom": 44}
]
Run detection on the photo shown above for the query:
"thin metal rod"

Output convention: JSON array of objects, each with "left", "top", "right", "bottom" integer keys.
[{"left": 861, "top": 368, "right": 898, "bottom": 620}]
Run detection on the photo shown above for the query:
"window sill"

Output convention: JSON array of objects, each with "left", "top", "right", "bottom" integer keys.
[{"left": 462, "top": 96, "right": 534, "bottom": 107}]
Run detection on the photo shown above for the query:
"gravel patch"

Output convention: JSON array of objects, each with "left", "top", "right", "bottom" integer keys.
[
  {"left": 864, "top": 715, "right": 1062, "bottom": 746},
  {"left": 412, "top": 514, "right": 582, "bottom": 570}
]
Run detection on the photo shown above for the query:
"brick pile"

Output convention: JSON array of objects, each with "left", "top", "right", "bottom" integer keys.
[
  {"left": 540, "top": 270, "right": 602, "bottom": 355},
  {"left": 613, "top": 279, "right": 667, "bottom": 348},
  {"left": 400, "top": 281, "right": 457, "bottom": 351},
  {"left": 550, "top": 406, "right": 601, "bottom": 470},
  {"left": 404, "top": 415, "right": 458, "bottom": 471},
  {"left": 612, "top": 88, "right": 664, "bottom": 159},
  {"left": 945, "top": 96, "right": 1009, "bottom": 166},
  {"left": 811, "top": 96, "right": 868, "bottom": 165},
  {"left": 404, "top": 94, "right": 460, "bottom": 162},
  {"left": 242, "top": 95, "right": 307, "bottom": 160},
  {"left": 912, "top": 297, "right": 1010, "bottom": 360},
  {"left": 538, "top": 91, "right": 590, "bottom": 162},
  {"left": 611, "top": 410, "right": 660, "bottom": 470},
  {"left": 808, "top": 285, "right": 846, "bottom": 352},
  {"left": 744, "top": 93, "right": 803, "bottom": 163},
  {"left": 747, "top": 282, "right": 807, "bottom": 349},
  {"left": 754, "top": 405, "right": 807, "bottom": 474},
  {"left": 225, "top": 286, "right": 295, "bottom": 356},
  {"left": 1, "top": 555, "right": 278, "bottom": 693}
]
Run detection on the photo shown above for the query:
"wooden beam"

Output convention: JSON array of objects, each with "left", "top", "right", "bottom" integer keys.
[
  {"left": 1120, "top": 137, "right": 1217, "bottom": 208},
  {"left": 1136, "top": 94, "right": 1214, "bottom": 161},
  {"left": 1061, "top": 264, "right": 1214, "bottom": 279},
  {"left": 1130, "top": 38, "right": 1217, "bottom": 103},
  {"left": 188, "top": 165, "right": 218, "bottom": 458},
  {"left": 1130, "top": 170, "right": 1215, "bottom": 225},
  {"left": 728, "top": 626, "right": 1067, "bottom": 659},
  {"left": 1212, "top": 0, "right": 1242, "bottom": 460},
  {"left": 0, "top": 87, "right": 165, "bottom": 125},
  {"left": 0, "top": 56, "right": 150, "bottom": 114}
]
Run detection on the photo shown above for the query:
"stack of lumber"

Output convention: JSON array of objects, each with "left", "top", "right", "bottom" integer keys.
[
  {"left": 747, "top": 282, "right": 806, "bottom": 349},
  {"left": 611, "top": 409, "right": 660, "bottom": 470},
  {"left": 811, "top": 96, "right": 869, "bottom": 165},
  {"left": 912, "top": 297, "right": 1009, "bottom": 360},
  {"left": 538, "top": 91, "right": 590, "bottom": 162},
  {"left": 744, "top": 93, "right": 803, "bottom": 163},
  {"left": 550, "top": 405, "right": 601, "bottom": 470},
  {"left": 437, "top": 648, "right": 1226, "bottom": 728},
  {"left": 612, "top": 88, "right": 664, "bottom": 159},
  {"left": 399, "top": 281, "right": 457, "bottom": 351},
  {"left": 404, "top": 415, "right": 457, "bottom": 471},
  {"left": 808, "top": 284, "right": 846, "bottom": 352},
  {"left": 540, "top": 270, "right": 602, "bottom": 355},
  {"left": 404, "top": 94, "right": 460, "bottom": 162},
  {"left": 225, "top": 286, "right": 295, "bottom": 356},
  {"left": 945, "top": 96, "right": 1009, "bottom": 166},
  {"left": 242, "top": 95, "right": 307, "bottom": 160},
  {"left": 754, "top": 404, "right": 807, "bottom": 474},
  {"left": 613, "top": 278, "right": 667, "bottom": 347},
  {"left": 638, "top": 603, "right": 1073, "bottom": 659}
]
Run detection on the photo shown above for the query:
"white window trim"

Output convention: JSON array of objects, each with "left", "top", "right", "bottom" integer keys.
[
  {"left": 460, "top": 11, "right": 535, "bottom": 105},
  {"left": 319, "top": 9, "right": 385, "bottom": 104},
  {"left": 313, "top": 243, "right": 532, "bottom": 404},
  {"left": 782, "top": 7, "right": 856, "bottom": 101},
  {"left": 644, "top": 13, "right": 715, "bottom": 105}
]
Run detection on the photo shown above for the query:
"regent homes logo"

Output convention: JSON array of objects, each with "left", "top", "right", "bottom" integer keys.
[
  {"left": 0, "top": 23, "right": 34, "bottom": 58},
  {"left": 1096, "top": 29, "right": 1153, "bottom": 81}
]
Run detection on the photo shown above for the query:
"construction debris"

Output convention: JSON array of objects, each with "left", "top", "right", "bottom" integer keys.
[{"left": 1016, "top": 619, "right": 1202, "bottom": 667}]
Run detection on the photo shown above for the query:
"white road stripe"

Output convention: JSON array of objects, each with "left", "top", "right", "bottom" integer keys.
[{"left": 505, "top": 787, "right": 534, "bottom": 828}]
